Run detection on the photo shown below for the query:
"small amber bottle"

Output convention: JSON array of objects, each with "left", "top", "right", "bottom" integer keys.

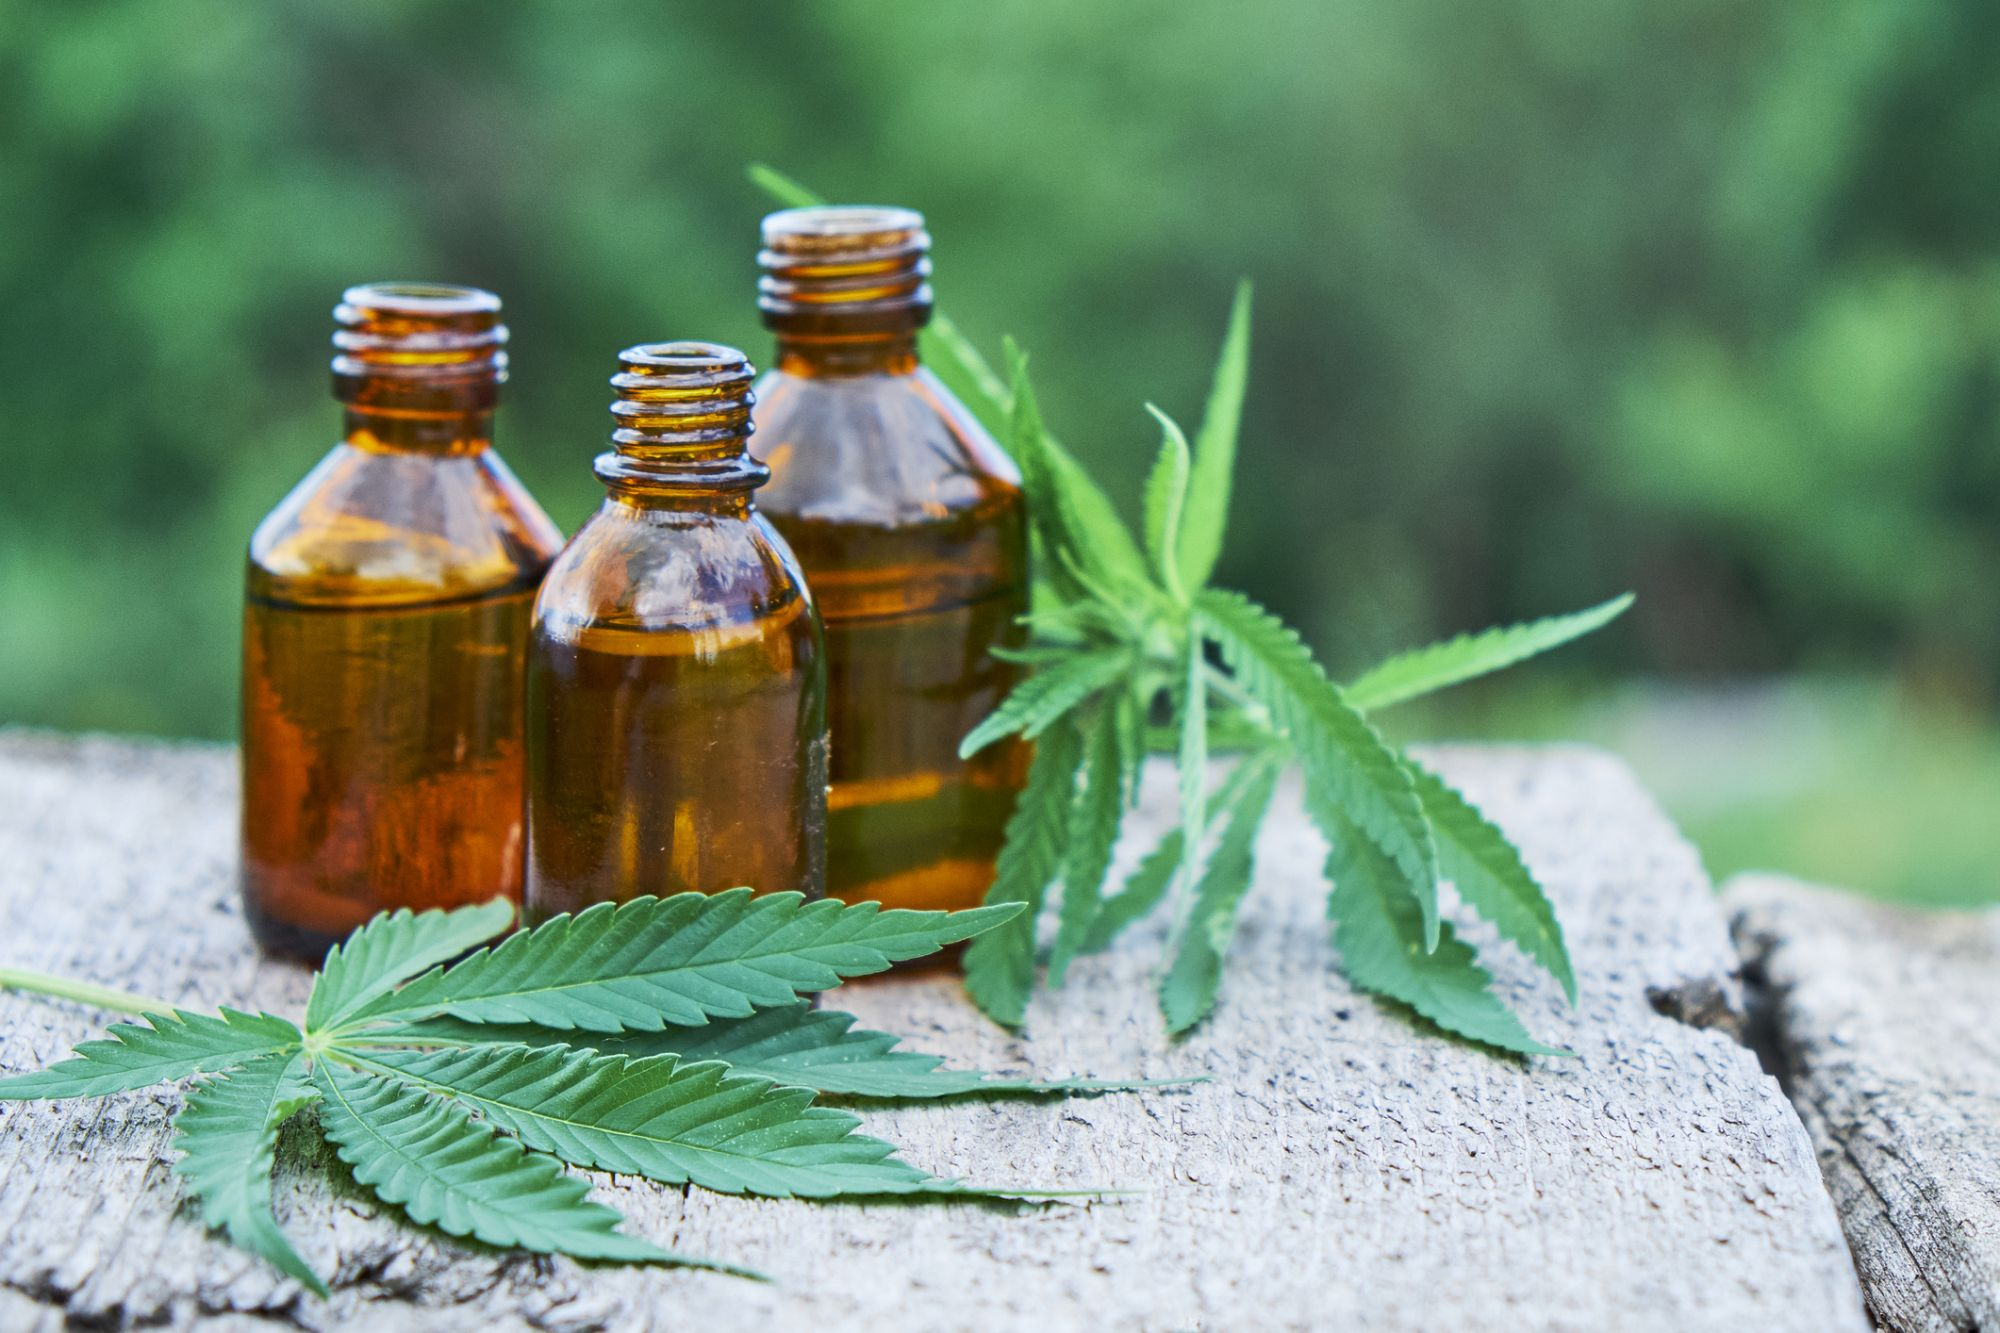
[
  {"left": 525, "top": 343, "right": 827, "bottom": 919},
  {"left": 242, "top": 283, "right": 564, "bottom": 959},
  {"left": 752, "top": 207, "right": 1030, "bottom": 913}
]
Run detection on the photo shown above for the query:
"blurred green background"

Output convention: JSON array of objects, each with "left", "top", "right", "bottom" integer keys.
[{"left": 3, "top": 1, "right": 1994, "bottom": 904}]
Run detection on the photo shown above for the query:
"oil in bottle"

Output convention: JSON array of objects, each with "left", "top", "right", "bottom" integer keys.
[
  {"left": 525, "top": 343, "right": 827, "bottom": 919},
  {"left": 751, "top": 206, "right": 1029, "bottom": 913},
  {"left": 241, "top": 283, "right": 564, "bottom": 958}
]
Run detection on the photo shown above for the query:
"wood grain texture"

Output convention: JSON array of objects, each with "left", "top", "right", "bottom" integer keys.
[
  {"left": 0, "top": 733, "right": 1864, "bottom": 1332},
  {"left": 1729, "top": 872, "right": 2000, "bottom": 1333}
]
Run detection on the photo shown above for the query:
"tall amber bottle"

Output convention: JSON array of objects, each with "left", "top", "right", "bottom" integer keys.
[
  {"left": 525, "top": 343, "right": 827, "bottom": 919},
  {"left": 752, "top": 207, "right": 1030, "bottom": 913},
  {"left": 242, "top": 283, "right": 564, "bottom": 959}
]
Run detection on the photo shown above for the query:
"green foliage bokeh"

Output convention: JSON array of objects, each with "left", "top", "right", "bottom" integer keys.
[{"left": 2, "top": 0, "right": 1994, "bottom": 755}]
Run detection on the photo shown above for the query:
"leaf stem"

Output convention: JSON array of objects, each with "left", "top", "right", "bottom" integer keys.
[
  {"left": 1201, "top": 663, "right": 1265, "bottom": 718},
  {"left": 0, "top": 966, "right": 177, "bottom": 1016}
]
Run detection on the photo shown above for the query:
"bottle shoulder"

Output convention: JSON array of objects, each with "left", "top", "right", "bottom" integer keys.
[
  {"left": 247, "top": 443, "right": 563, "bottom": 607},
  {"left": 533, "top": 500, "right": 818, "bottom": 648},
  {"left": 750, "top": 366, "right": 1022, "bottom": 527}
]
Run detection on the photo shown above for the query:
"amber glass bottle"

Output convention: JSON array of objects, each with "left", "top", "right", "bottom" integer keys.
[
  {"left": 751, "top": 207, "right": 1029, "bottom": 914},
  {"left": 242, "top": 283, "right": 564, "bottom": 959},
  {"left": 525, "top": 342, "right": 827, "bottom": 920}
]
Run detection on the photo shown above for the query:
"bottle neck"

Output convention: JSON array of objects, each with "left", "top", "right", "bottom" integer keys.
[
  {"left": 343, "top": 407, "right": 494, "bottom": 457},
  {"left": 758, "top": 205, "right": 932, "bottom": 380},
  {"left": 330, "top": 282, "right": 507, "bottom": 455},
  {"left": 772, "top": 331, "right": 920, "bottom": 378},
  {"left": 597, "top": 341, "right": 768, "bottom": 511}
]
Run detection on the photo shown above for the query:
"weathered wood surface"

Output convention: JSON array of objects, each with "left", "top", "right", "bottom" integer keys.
[
  {"left": 0, "top": 733, "right": 1864, "bottom": 1332},
  {"left": 1729, "top": 872, "right": 2000, "bottom": 1332}
]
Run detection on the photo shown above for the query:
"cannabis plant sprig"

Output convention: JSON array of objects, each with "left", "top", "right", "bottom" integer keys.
[
  {"left": 966, "top": 312, "right": 1628, "bottom": 1049},
  {"left": 748, "top": 163, "right": 1630, "bottom": 1053},
  {"left": 0, "top": 892, "right": 1181, "bottom": 1291},
  {"left": 973, "top": 313, "right": 1629, "bottom": 1049}
]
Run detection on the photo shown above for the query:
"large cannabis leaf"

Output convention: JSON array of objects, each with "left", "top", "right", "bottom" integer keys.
[
  {"left": 0, "top": 893, "right": 1176, "bottom": 1290},
  {"left": 748, "top": 163, "right": 1630, "bottom": 1052}
]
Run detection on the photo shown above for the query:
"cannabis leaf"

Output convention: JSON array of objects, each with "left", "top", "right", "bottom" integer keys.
[
  {"left": 360, "top": 1005, "right": 1188, "bottom": 1100},
  {"left": 1343, "top": 593, "right": 1636, "bottom": 712},
  {"left": 171, "top": 1052, "right": 324, "bottom": 1295},
  {"left": 1197, "top": 588, "right": 1441, "bottom": 949},
  {"left": 963, "top": 716, "right": 1086, "bottom": 1026},
  {"left": 346, "top": 889, "right": 1021, "bottom": 1032},
  {"left": 312, "top": 1060, "right": 702, "bottom": 1267},
  {"left": 0, "top": 1008, "right": 300, "bottom": 1099},
  {"left": 1319, "top": 797, "right": 1564, "bottom": 1057},
  {"left": 1142, "top": 405, "right": 1193, "bottom": 605},
  {"left": 0, "top": 892, "right": 1178, "bottom": 1291},
  {"left": 1080, "top": 829, "right": 1183, "bottom": 954},
  {"left": 1002, "top": 339, "right": 1155, "bottom": 605},
  {"left": 960, "top": 646, "right": 1131, "bottom": 759},
  {"left": 1159, "top": 754, "right": 1281, "bottom": 1034},
  {"left": 1407, "top": 759, "right": 1577, "bottom": 1003},
  {"left": 307, "top": 898, "right": 516, "bottom": 1029},
  {"left": 746, "top": 166, "right": 1632, "bottom": 1048},
  {"left": 348, "top": 1043, "right": 949, "bottom": 1199},
  {"left": 1175, "top": 281, "right": 1251, "bottom": 593},
  {"left": 1049, "top": 706, "right": 1127, "bottom": 983}
]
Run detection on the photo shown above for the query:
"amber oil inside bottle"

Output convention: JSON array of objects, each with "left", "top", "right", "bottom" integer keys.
[
  {"left": 753, "top": 207, "right": 1029, "bottom": 920},
  {"left": 241, "top": 283, "right": 563, "bottom": 959},
  {"left": 525, "top": 343, "right": 828, "bottom": 921}
]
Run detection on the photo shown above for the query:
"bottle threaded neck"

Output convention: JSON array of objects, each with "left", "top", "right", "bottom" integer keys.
[
  {"left": 758, "top": 206, "right": 932, "bottom": 337},
  {"left": 597, "top": 342, "right": 768, "bottom": 494},
  {"left": 332, "top": 282, "right": 507, "bottom": 413}
]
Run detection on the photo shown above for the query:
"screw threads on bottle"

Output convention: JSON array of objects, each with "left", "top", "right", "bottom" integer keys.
[
  {"left": 597, "top": 342, "right": 768, "bottom": 494},
  {"left": 758, "top": 206, "right": 932, "bottom": 335},
  {"left": 332, "top": 282, "right": 507, "bottom": 412}
]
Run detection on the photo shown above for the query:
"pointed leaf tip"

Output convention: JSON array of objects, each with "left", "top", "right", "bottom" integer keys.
[
  {"left": 0, "top": 1008, "right": 301, "bottom": 1101},
  {"left": 1319, "top": 796, "right": 1558, "bottom": 1058},
  {"left": 307, "top": 897, "right": 515, "bottom": 1031},
  {"left": 745, "top": 163, "right": 825, "bottom": 210},
  {"left": 172, "top": 1052, "right": 326, "bottom": 1295},
  {"left": 1141, "top": 405, "right": 1193, "bottom": 605},
  {"left": 1407, "top": 759, "right": 1577, "bottom": 1003},
  {"left": 1344, "top": 593, "right": 1637, "bottom": 713},
  {"left": 1175, "top": 283, "right": 1254, "bottom": 593}
]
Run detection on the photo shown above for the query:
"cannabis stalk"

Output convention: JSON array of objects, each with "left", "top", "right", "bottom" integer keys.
[{"left": 0, "top": 893, "right": 1180, "bottom": 1290}]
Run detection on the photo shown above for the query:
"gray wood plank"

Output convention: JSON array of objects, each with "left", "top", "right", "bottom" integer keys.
[
  {"left": 0, "top": 733, "right": 1863, "bottom": 1331},
  {"left": 1730, "top": 872, "right": 2000, "bottom": 1332}
]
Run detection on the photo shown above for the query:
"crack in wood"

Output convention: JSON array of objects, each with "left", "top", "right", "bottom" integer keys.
[{"left": 1729, "top": 873, "right": 2000, "bottom": 1333}]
